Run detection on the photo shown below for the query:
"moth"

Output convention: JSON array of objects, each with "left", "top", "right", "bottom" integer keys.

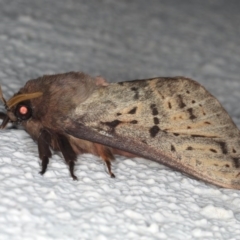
[{"left": 0, "top": 72, "right": 240, "bottom": 189}]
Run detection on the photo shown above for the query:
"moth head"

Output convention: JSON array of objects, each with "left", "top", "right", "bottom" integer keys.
[{"left": 0, "top": 85, "right": 43, "bottom": 128}]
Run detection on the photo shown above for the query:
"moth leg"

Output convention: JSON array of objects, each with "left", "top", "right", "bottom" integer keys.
[
  {"left": 95, "top": 144, "right": 115, "bottom": 178},
  {"left": 105, "top": 159, "right": 115, "bottom": 178},
  {"left": 38, "top": 129, "right": 52, "bottom": 175},
  {"left": 57, "top": 134, "right": 78, "bottom": 180},
  {"left": 0, "top": 112, "right": 18, "bottom": 129},
  {"left": 0, "top": 112, "right": 6, "bottom": 119},
  {"left": 0, "top": 113, "right": 10, "bottom": 129}
]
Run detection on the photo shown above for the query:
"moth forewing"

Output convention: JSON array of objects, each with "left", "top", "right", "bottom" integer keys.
[{"left": 69, "top": 77, "right": 240, "bottom": 189}]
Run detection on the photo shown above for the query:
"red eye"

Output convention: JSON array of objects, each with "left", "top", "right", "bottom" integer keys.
[
  {"left": 15, "top": 103, "right": 32, "bottom": 120},
  {"left": 19, "top": 106, "right": 28, "bottom": 115}
]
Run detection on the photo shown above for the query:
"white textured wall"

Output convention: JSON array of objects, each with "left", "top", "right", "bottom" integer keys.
[{"left": 0, "top": 0, "right": 240, "bottom": 239}]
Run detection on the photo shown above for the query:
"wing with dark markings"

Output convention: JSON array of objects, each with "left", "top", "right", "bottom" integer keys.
[{"left": 63, "top": 77, "right": 240, "bottom": 189}]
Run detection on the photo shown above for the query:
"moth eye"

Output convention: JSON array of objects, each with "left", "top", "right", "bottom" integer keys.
[{"left": 15, "top": 104, "right": 32, "bottom": 120}]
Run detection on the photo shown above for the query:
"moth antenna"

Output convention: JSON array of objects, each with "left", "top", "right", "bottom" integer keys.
[
  {"left": 0, "top": 85, "right": 7, "bottom": 108},
  {"left": 0, "top": 112, "right": 10, "bottom": 129},
  {"left": 0, "top": 112, "right": 6, "bottom": 119},
  {"left": 0, "top": 115, "right": 10, "bottom": 129},
  {"left": 7, "top": 92, "right": 43, "bottom": 109}
]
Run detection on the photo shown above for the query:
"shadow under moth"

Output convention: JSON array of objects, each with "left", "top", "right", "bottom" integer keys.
[{"left": 0, "top": 72, "right": 240, "bottom": 189}]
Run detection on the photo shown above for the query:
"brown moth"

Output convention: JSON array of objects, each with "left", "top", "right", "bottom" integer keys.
[{"left": 0, "top": 72, "right": 240, "bottom": 189}]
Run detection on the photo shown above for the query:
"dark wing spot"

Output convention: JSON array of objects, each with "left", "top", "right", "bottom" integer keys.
[
  {"left": 149, "top": 126, "right": 160, "bottom": 138},
  {"left": 127, "top": 79, "right": 148, "bottom": 87},
  {"left": 225, "top": 164, "right": 230, "bottom": 168},
  {"left": 187, "top": 126, "right": 191, "bottom": 129},
  {"left": 153, "top": 117, "right": 159, "bottom": 125},
  {"left": 128, "top": 107, "right": 137, "bottom": 114},
  {"left": 233, "top": 158, "right": 240, "bottom": 168},
  {"left": 205, "top": 121, "right": 211, "bottom": 125},
  {"left": 186, "top": 146, "right": 193, "bottom": 150},
  {"left": 131, "top": 87, "right": 139, "bottom": 99},
  {"left": 187, "top": 108, "right": 197, "bottom": 120},
  {"left": 103, "top": 120, "right": 122, "bottom": 128},
  {"left": 152, "top": 108, "right": 158, "bottom": 115},
  {"left": 150, "top": 104, "right": 156, "bottom": 108},
  {"left": 130, "top": 120, "right": 138, "bottom": 124},
  {"left": 191, "top": 134, "right": 203, "bottom": 138},
  {"left": 210, "top": 149, "right": 217, "bottom": 153},
  {"left": 157, "top": 90, "right": 165, "bottom": 99},
  {"left": 173, "top": 133, "right": 179, "bottom": 136},
  {"left": 177, "top": 95, "right": 186, "bottom": 108},
  {"left": 150, "top": 104, "right": 158, "bottom": 115},
  {"left": 192, "top": 100, "right": 196, "bottom": 104},
  {"left": 171, "top": 145, "right": 176, "bottom": 152},
  {"left": 117, "top": 113, "right": 122, "bottom": 116},
  {"left": 186, "top": 90, "right": 190, "bottom": 94},
  {"left": 219, "top": 141, "right": 228, "bottom": 154},
  {"left": 191, "top": 134, "right": 218, "bottom": 138},
  {"left": 196, "top": 160, "right": 202, "bottom": 166},
  {"left": 233, "top": 148, "right": 236, "bottom": 153},
  {"left": 133, "top": 92, "right": 139, "bottom": 99},
  {"left": 168, "top": 102, "right": 172, "bottom": 109}
]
